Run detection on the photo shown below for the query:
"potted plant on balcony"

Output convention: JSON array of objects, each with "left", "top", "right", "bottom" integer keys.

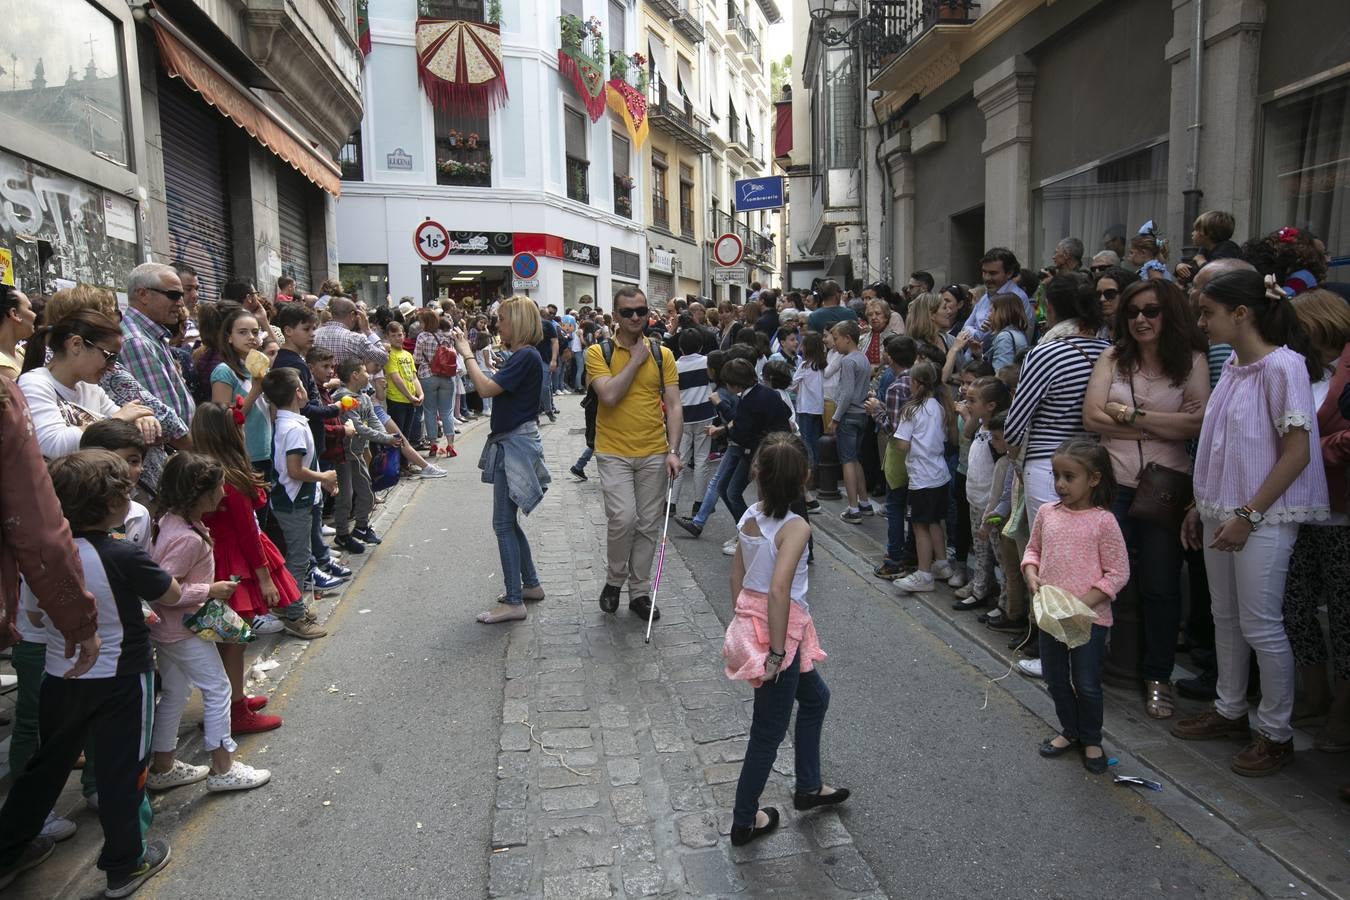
[
  {"left": 559, "top": 13, "right": 586, "bottom": 50},
  {"left": 609, "top": 50, "right": 629, "bottom": 83},
  {"left": 935, "top": 0, "right": 978, "bottom": 22}
]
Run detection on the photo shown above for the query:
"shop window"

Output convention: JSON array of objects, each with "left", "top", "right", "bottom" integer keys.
[
  {"left": 1032, "top": 142, "right": 1169, "bottom": 270},
  {"left": 0, "top": 0, "right": 130, "bottom": 166},
  {"left": 339, "top": 130, "right": 363, "bottom": 181},
  {"left": 613, "top": 132, "right": 632, "bottom": 218},
  {"left": 340, "top": 264, "right": 389, "bottom": 308},
  {"left": 418, "top": 0, "right": 485, "bottom": 22},
  {"left": 563, "top": 270, "right": 597, "bottom": 309},
  {"left": 565, "top": 107, "right": 589, "bottom": 203},
  {"left": 652, "top": 150, "right": 669, "bottom": 229},
  {"left": 435, "top": 107, "right": 491, "bottom": 186},
  {"left": 679, "top": 164, "right": 695, "bottom": 239},
  {"left": 1260, "top": 77, "right": 1350, "bottom": 281}
]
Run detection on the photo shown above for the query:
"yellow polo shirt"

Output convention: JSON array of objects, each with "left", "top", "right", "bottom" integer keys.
[{"left": 586, "top": 340, "right": 677, "bottom": 457}]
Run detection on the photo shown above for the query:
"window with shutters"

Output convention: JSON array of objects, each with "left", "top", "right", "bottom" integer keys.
[
  {"left": 565, "top": 108, "right": 589, "bottom": 203},
  {"left": 679, "top": 164, "right": 695, "bottom": 239},
  {"left": 651, "top": 151, "right": 669, "bottom": 230},
  {"left": 608, "top": 0, "right": 626, "bottom": 53},
  {"left": 435, "top": 106, "right": 491, "bottom": 186},
  {"left": 560, "top": 0, "right": 583, "bottom": 18},
  {"left": 612, "top": 133, "right": 632, "bottom": 218}
]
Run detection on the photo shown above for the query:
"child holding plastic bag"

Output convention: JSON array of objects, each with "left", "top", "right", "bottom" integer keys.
[
  {"left": 722, "top": 433, "right": 846, "bottom": 848},
  {"left": 146, "top": 452, "right": 270, "bottom": 794},
  {"left": 1021, "top": 438, "right": 1129, "bottom": 774}
]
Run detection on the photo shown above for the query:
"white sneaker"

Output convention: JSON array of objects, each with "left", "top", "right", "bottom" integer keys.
[
  {"left": 207, "top": 761, "right": 271, "bottom": 792},
  {"left": 146, "top": 759, "right": 209, "bottom": 792},
  {"left": 40, "top": 811, "right": 77, "bottom": 842},
  {"left": 420, "top": 464, "right": 448, "bottom": 479},
  {"left": 1017, "top": 658, "right": 1043, "bottom": 679},
  {"left": 930, "top": 560, "right": 954, "bottom": 580},
  {"left": 722, "top": 538, "right": 737, "bottom": 557},
  {"left": 321, "top": 525, "right": 336, "bottom": 537},
  {"left": 946, "top": 564, "right": 969, "bottom": 588},
  {"left": 895, "top": 570, "right": 935, "bottom": 593},
  {"left": 251, "top": 614, "right": 283, "bottom": 635},
  {"left": 0, "top": 673, "right": 16, "bottom": 689}
]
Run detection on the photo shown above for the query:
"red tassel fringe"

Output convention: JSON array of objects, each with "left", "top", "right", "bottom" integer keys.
[
  {"left": 557, "top": 51, "right": 608, "bottom": 122},
  {"left": 417, "top": 69, "right": 509, "bottom": 116}
]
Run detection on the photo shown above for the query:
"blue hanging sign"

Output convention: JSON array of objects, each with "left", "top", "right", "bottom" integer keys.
[{"left": 733, "top": 176, "right": 785, "bottom": 212}]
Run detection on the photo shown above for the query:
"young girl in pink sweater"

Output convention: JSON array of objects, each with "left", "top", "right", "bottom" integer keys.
[{"left": 1022, "top": 439, "right": 1129, "bottom": 773}]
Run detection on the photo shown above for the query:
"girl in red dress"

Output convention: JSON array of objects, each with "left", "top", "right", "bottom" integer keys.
[{"left": 189, "top": 402, "right": 299, "bottom": 734}]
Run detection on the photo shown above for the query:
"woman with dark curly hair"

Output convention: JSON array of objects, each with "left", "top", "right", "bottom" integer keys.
[{"left": 1241, "top": 226, "right": 1328, "bottom": 293}]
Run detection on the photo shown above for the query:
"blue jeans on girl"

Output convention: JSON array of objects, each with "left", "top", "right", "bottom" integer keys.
[
  {"left": 1040, "top": 624, "right": 1108, "bottom": 746},
  {"left": 692, "top": 445, "right": 741, "bottom": 528},
  {"left": 733, "top": 655, "right": 830, "bottom": 828},
  {"left": 719, "top": 450, "right": 754, "bottom": 525},
  {"left": 492, "top": 451, "right": 540, "bottom": 604},
  {"left": 421, "top": 375, "right": 457, "bottom": 442}
]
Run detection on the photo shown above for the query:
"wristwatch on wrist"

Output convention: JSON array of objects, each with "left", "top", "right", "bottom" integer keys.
[{"left": 1234, "top": 505, "right": 1264, "bottom": 529}]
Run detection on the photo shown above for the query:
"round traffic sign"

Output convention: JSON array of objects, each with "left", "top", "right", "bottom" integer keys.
[
  {"left": 414, "top": 220, "right": 450, "bottom": 262},
  {"left": 512, "top": 252, "right": 539, "bottom": 280},
  {"left": 713, "top": 232, "right": 744, "bottom": 267}
]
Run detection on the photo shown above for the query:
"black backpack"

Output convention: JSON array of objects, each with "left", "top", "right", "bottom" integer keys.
[{"left": 581, "top": 337, "right": 665, "bottom": 450}]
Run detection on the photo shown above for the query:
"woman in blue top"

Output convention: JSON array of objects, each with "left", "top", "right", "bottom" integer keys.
[
  {"left": 454, "top": 297, "right": 547, "bottom": 624},
  {"left": 210, "top": 305, "right": 272, "bottom": 470}
]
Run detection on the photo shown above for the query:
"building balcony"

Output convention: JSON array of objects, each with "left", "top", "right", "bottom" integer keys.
[
  {"left": 680, "top": 205, "right": 695, "bottom": 239},
  {"left": 647, "top": 79, "right": 712, "bottom": 154},
  {"left": 862, "top": 1, "right": 981, "bottom": 94},
  {"left": 725, "top": 4, "right": 747, "bottom": 53},
  {"left": 653, "top": 196, "right": 670, "bottom": 231},
  {"left": 646, "top": 0, "right": 706, "bottom": 43},
  {"left": 736, "top": 19, "right": 762, "bottom": 73},
  {"left": 566, "top": 156, "right": 590, "bottom": 204}
]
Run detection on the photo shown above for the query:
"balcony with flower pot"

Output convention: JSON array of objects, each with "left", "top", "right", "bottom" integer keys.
[
  {"left": 614, "top": 173, "right": 635, "bottom": 219},
  {"left": 436, "top": 130, "right": 492, "bottom": 187}
]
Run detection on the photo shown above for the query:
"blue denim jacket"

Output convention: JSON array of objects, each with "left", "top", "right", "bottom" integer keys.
[{"left": 479, "top": 419, "right": 550, "bottom": 514}]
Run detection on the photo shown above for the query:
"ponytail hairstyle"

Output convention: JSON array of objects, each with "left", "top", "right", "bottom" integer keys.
[
  {"left": 188, "top": 402, "right": 266, "bottom": 494},
  {"left": 973, "top": 375, "right": 1012, "bottom": 414},
  {"left": 1044, "top": 272, "right": 1101, "bottom": 333},
  {"left": 20, "top": 307, "right": 121, "bottom": 374},
  {"left": 753, "top": 431, "right": 810, "bottom": 519},
  {"left": 216, "top": 304, "right": 259, "bottom": 377},
  {"left": 152, "top": 451, "right": 224, "bottom": 544},
  {"left": 1201, "top": 270, "right": 1321, "bottom": 381},
  {"left": 1052, "top": 438, "right": 1117, "bottom": 509}
]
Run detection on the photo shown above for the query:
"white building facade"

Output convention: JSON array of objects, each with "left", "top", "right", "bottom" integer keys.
[{"left": 338, "top": 0, "right": 648, "bottom": 310}]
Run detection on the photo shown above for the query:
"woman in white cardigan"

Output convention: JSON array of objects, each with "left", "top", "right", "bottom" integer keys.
[{"left": 18, "top": 308, "right": 158, "bottom": 459}]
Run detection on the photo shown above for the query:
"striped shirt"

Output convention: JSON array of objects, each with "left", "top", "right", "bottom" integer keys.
[
  {"left": 1004, "top": 336, "right": 1111, "bottom": 462},
  {"left": 676, "top": 353, "right": 715, "bottom": 423}
]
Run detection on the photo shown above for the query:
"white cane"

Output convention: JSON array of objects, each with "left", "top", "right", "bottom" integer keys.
[{"left": 645, "top": 478, "right": 675, "bottom": 644}]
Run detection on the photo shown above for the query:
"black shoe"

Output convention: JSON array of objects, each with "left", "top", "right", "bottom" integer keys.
[
  {"left": 1039, "top": 736, "right": 1079, "bottom": 758},
  {"left": 570, "top": 465, "right": 587, "bottom": 481},
  {"left": 987, "top": 616, "right": 1029, "bottom": 634},
  {"left": 105, "top": 839, "right": 171, "bottom": 898},
  {"left": 0, "top": 837, "right": 54, "bottom": 891},
  {"left": 546, "top": 411, "right": 557, "bottom": 423},
  {"left": 629, "top": 595, "right": 660, "bottom": 621},
  {"left": 352, "top": 526, "right": 382, "bottom": 545},
  {"left": 333, "top": 534, "right": 366, "bottom": 555},
  {"left": 1082, "top": 750, "right": 1109, "bottom": 774},
  {"left": 1176, "top": 671, "right": 1219, "bottom": 700},
  {"left": 793, "top": 787, "right": 850, "bottom": 810},
  {"left": 674, "top": 516, "right": 703, "bottom": 538},
  {"left": 805, "top": 499, "right": 821, "bottom": 512},
  {"left": 951, "top": 594, "right": 988, "bottom": 611},
  {"left": 730, "top": 807, "right": 780, "bottom": 846},
  {"left": 599, "top": 584, "right": 621, "bottom": 613}
]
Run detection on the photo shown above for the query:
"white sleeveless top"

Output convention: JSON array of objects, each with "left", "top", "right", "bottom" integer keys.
[{"left": 738, "top": 503, "right": 810, "bottom": 611}]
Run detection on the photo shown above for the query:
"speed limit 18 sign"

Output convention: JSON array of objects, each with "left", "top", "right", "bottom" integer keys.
[{"left": 414, "top": 220, "right": 450, "bottom": 262}]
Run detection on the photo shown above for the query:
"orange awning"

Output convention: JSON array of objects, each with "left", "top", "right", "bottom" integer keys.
[{"left": 151, "top": 17, "right": 342, "bottom": 197}]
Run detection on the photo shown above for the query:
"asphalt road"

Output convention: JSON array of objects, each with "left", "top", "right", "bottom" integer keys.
[
  {"left": 140, "top": 451, "right": 505, "bottom": 900},
  {"left": 671, "top": 501, "right": 1262, "bottom": 900}
]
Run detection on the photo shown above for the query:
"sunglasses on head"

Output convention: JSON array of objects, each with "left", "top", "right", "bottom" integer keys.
[
  {"left": 1097, "top": 288, "right": 1120, "bottom": 300},
  {"left": 616, "top": 306, "right": 649, "bottom": 319},
  {"left": 1126, "top": 304, "right": 1163, "bottom": 319}
]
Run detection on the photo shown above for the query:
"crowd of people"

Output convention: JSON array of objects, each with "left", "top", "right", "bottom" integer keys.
[
  {"left": 0, "top": 207, "right": 1346, "bottom": 885},
  {"left": 0, "top": 265, "right": 534, "bottom": 894}
]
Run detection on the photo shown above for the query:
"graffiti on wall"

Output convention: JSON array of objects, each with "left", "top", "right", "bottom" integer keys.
[{"left": 0, "top": 149, "right": 137, "bottom": 293}]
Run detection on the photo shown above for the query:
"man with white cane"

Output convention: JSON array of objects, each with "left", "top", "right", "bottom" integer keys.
[{"left": 586, "top": 287, "right": 683, "bottom": 622}]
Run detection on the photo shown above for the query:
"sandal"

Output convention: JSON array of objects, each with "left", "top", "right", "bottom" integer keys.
[{"left": 1144, "top": 680, "right": 1174, "bottom": 719}]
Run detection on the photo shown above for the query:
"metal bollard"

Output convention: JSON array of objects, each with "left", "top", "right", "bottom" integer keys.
[{"left": 815, "top": 434, "right": 842, "bottom": 500}]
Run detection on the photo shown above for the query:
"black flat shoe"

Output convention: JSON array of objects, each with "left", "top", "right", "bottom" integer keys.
[
  {"left": 730, "top": 807, "right": 779, "bottom": 846},
  {"left": 951, "top": 595, "right": 987, "bottom": 611},
  {"left": 793, "top": 787, "right": 850, "bottom": 810},
  {"left": 598, "top": 584, "right": 621, "bottom": 613},
  {"left": 1083, "top": 750, "right": 1109, "bottom": 774},
  {"left": 629, "top": 595, "right": 660, "bottom": 621},
  {"left": 1039, "top": 736, "right": 1079, "bottom": 758},
  {"left": 673, "top": 516, "right": 703, "bottom": 538}
]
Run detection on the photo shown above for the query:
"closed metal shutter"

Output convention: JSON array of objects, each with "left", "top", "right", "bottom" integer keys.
[
  {"left": 647, "top": 272, "right": 673, "bottom": 310},
  {"left": 276, "top": 166, "right": 312, "bottom": 293},
  {"left": 158, "top": 75, "right": 233, "bottom": 300}
]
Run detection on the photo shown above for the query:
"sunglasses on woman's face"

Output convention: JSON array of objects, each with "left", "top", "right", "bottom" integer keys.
[
  {"left": 1126, "top": 305, "right": 1163, "bottom": 320},
  {"left": 616, "top": 306, "right": 649, "bottom": 319},
  {"left": 1097, "top": 288, "right": 1120, "bottom": 300}
]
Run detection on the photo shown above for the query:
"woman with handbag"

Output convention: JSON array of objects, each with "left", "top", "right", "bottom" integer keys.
[{"left": 1084, "top": 280, "right": 1209, "bottom": 719}]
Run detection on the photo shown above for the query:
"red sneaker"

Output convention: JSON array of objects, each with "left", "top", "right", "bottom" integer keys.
[
  {"left": 231, "top": 698, "right": 282, "bottom": 734},
  {"left": 245, "top": 695, "right": 268, "bottom": 711}
]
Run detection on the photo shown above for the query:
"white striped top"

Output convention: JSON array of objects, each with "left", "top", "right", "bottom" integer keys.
[{"left": 1004, "top": 336, "right": 1111, "bottom": 462}]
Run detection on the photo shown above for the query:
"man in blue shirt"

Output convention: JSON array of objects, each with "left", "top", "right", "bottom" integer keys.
[
  {"left": 805, "top": 280, "right": 854, "bottom": 333},
  {"left": 960, "top": 248, "right": 1036, "bottom": 346}
]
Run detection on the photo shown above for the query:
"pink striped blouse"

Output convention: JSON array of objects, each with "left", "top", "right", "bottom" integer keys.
[{"left": 1193, "top": 346, "right": 1329, "bottom": 524}]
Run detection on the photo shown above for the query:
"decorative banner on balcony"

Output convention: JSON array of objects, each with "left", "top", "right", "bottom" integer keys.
[
  {"left": 357, "top": 0, "right": 371, "bottom": 57},
  {"left": 605, "top": 79, "right": 649, "bottom": 149},
  {"left": 415, "top": 19, "right": 508, "bottom": 115},
  {"left": 557, "top": 48, "right": 608, "bottom": 122}
]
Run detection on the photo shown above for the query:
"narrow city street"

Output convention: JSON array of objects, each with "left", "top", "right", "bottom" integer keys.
[{"left": 12, "top": 402, "right": 1321, "bottom": 900}]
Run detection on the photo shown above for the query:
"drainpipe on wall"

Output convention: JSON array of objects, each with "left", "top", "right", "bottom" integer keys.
[{"left": 1181, "top": 0, "right": 1205, "bottom": 257}]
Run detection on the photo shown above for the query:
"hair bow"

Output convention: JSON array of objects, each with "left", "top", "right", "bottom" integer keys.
[
  {"left": 1263, "top": 274, "right": 1289, "bottom": 303},
  {"left": 1137, "top": 219, "right": 1156, "bottom": 236},
  {"left": 230, "top": 396, "right": 246, "bottom": 426},
  {"left": 1276, "top": 226, "right": 1300, "bottom": 244}
]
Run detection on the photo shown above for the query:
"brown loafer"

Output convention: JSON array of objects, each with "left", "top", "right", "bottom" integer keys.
[
  {"left": 1144, "top": 681, "right": 1174, "bottom": 720},
  {"left": 1231, "top": 733, "right": 1294, "bottom": 777},
  {"left": 1170, "top": 709, "right": 1250, "bottom": 742}
]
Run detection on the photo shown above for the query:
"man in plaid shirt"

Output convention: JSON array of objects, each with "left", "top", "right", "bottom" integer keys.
[
  {"left": 121, "top": 263, "right": 194, "bottom": 426},
  {"left": 313, "top": 297, "right": 388, "bottom": 368},
  {"left": 863, "top": 334, "right": 918, "bottom": 580}
]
